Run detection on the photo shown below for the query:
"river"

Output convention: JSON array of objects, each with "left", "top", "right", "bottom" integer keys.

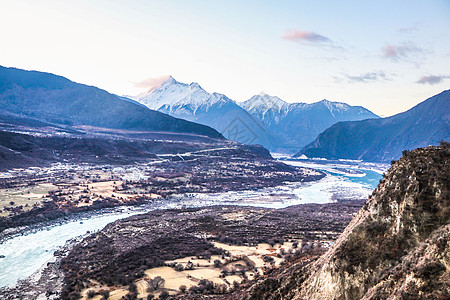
[{"left": 0, "top": 159, "right": 386, "bottom": 288}]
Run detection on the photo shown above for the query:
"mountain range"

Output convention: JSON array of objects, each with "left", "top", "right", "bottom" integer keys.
[
  {"left": 131, "top": 77, "right": 379, "bottom": 152},
  {"left": 3, "top": 66, "right": 447, "bottom": 163},
  {"left": 240, "top": 93, "right": 379, "bottom": 152},
  {"left": 132, "top": 76, "right": 269, "bottom": 147},
  {"left": 0, "top": 66, "right": 222, "bottom": 139},
  {"left": 297, "top": 90, "right": 450, "bottom": 162}
]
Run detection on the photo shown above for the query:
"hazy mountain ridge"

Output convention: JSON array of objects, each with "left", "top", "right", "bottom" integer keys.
[
  {"left": 297, "top": 90, "right": 450, "bottom": 162},
  {"left": 0, "top": 66, "right": 223, "bottom": 139},
  {"left": 248, "top": 144, "right": 450, "bottom": 299}
]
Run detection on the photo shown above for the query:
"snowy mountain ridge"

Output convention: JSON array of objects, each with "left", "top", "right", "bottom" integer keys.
[
  {"left": 132, "top": 76, "right": 379, "bottom": 152},
  {"left": 137, "top": 76, "right": 234, "bottom": 114},
  {"left": 242, "top": 96, "right": 356, "bottom": 116},
  {"left": 239, "top": 94, "right": 374, "bottom": 125}
]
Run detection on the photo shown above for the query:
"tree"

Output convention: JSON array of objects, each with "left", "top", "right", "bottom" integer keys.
[
  {"left": 147, "top": 276, "right": 165, "bottom": 292},
  {"left": 213, "top": 259, "right": 222, "bottom": 268}
]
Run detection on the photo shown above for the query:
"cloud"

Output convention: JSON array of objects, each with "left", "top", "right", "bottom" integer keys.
[
  {"left": 338, "top": 71, "right": 393, "bottom": 83},
  {"left": 416, "top": 75, "right": 450, "bottom": 85},
  {"left": 382, "top": 43, "right": 423, "bottom": 61},
  {"left": 398, "top": 22, "right": 420, "bottom": 34},
  {"left": 282, "top": 30, "right": 331, "bottom": 45},
  {"left": 135, "top": 75, "right": 171, "bottom": 89}
]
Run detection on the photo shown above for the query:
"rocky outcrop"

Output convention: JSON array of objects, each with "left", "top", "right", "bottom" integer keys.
[{"left": 251, "top": 144, "right": 449, "bottom": 299}]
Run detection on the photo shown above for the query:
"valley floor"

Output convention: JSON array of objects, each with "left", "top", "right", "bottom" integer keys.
[
  {"left": 0, "top": 157, "right": 385, "bottom": 299},
  {"left": 0, "top": 203, "right": 362, "bottom": 300}
]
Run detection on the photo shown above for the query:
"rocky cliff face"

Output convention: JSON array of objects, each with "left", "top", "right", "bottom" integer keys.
[{"left": 250, "top": 144, "right": 449, "bottom": 299}]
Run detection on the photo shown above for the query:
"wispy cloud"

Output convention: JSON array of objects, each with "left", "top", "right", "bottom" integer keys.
[
  {"left": 381, "top": 43, "right": 423, "bottom": 61},
  {"left": 336, "top": 71, "right": 393, "bottom": 83},
  {"left": 282, "top": 29, "right": 346, "bottom": 56},
  {"left": 282, "top": 30, "right": 331, "bottom": 44},
  {"left": 135, "top": 75, "right": 170, "bottom": 89},
  {"left": 416, "top": 75, "right": 450, "bottom": 85},
  {"left": 398, "top": 22, "right": 420, "bottom": 34}
]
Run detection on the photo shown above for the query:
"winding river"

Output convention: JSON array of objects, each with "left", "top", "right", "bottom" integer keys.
[{"left": 0, "top": 159, "right": 385, "bottom": 288}]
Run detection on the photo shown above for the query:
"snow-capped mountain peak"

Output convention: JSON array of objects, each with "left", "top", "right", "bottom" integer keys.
[
  {"left": 125, "top": 75, "right": 177, "bottom": 101},
  {"left": 240, "top": 93, "right": 287, "bottom": 113},
  {"left": 161, "top": 75, "right": 177, "bottom": 86},
  {"left": 239, "top": 93, "right": 289, "bottom": 125},
  {"left": 134, "top": 76, "right": 235, "bottom": 112},
  {"left": 319, "top": 99, "right": 349, "bottom": 110},
  {"left": 317, "top": 99, "right": 353, "bottom": 116},
  {"left": 189, "top": 81, "right": 202, "bottom": 89}
]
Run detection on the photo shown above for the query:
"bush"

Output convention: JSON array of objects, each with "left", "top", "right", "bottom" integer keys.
[
  {"left": 159, "top": 290, "right": 169, "bottom": 299},
  {"left": 100, "top": 290, "right": 110, "bottom": 298},
  {"left": 129, "top": 282, "right": 137, "bottom": 293},
  {"left": 87, "top": 290, "right": 96, "bottom": 298},
  {"left": 439, "top": 140, "right": 449, "bottom": 148}
]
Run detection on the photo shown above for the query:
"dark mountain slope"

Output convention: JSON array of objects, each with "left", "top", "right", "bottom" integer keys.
[
  {"left": 297, "top": 90, "right": 450, "bottom": 162},
  {"left": 0, "top": 66, "right": 222, "bottom": 139},
  {"left": 0, "top": 129, "right": 232, "bottom": 171}
]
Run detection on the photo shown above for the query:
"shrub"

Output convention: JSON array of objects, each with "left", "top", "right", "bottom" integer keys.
[
  {"left": 100, "top": 290, "right": 110, "bottom": 298},
  {"left": 129, "top": 282, "right": 137, "bottom": 293},
  {"left": 87, "top": 290, "right": 96, "bottom": 298},
  {"left": 159, "top": 290, "right": 169, "bottom": 299}
]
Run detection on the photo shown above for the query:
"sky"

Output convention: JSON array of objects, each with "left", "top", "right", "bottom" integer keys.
[{"left": 1, "top": 0, "right": 449, "bottom": 116}]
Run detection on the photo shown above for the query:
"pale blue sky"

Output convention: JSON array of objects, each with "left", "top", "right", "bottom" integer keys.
[{"left": 1, "top": 0, "right": 449, "bottom": 116}]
